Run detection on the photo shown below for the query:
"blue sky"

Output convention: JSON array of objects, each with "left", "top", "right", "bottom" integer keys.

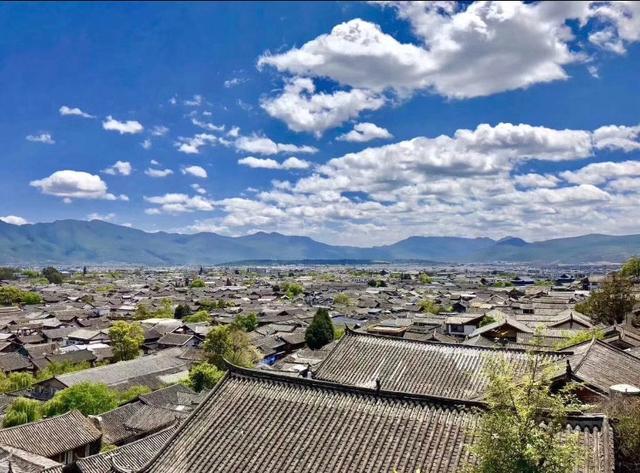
[{"left": 2, "top": 1, "right": 640, "bottom": 246}]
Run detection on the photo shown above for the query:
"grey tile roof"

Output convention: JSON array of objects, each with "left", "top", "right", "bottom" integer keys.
[
  {"left": 54, "top": 349, "right": 189, "bottom": 389},
  {"left": 313, "top": 330, "right": 563, "bottom": 400},
  {"left": 0, "top": 410, "right": 101, "bottom": 458},
  {"left": 0, "top": 353, "right": 32, "bottom": 373},
  {"left": 136, "top": 367, "right": 614, "bottom": 473},
  {"left": 43, "top": 427, "right": 176, "bottom": 473}
]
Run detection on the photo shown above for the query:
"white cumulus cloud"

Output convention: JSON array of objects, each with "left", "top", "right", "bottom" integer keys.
[
  {"left": 337, "top": 122, "right": 393, "bottom": 142},
  {"left": 182, "top": 165, "right": 208, "bottom": 179},
  {"left": 145, "top": 168, "right": 174, "bottom": 178},
  {"left": 102, "top": 160, "right": 132, "bottom": 176},
  {"left": 30, "top": 170, "right": 119, "bottom": 201},
  {"left": 59, "top": 105, "right": 94, "bottom": 118},
  {"left": 234, "top": 134, "right": 318, "bottom": 155},
  {"left": 102, "top": 116, "right": 144, "bottom": 134},
  {"left": 26, "top": 133, "right": 55, "bottom": 144},
  {"left": 0, "top": 215, "right": 28, "bottom": 225}
]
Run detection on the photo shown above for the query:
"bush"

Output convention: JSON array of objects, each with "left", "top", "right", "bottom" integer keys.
[
  {"left": 43, "top": 382, "right": 118, "bottom": 417},
  {"left": 109, "top": 321, "right": 145, "bottom": 361},
  {"left": 185, "top": 362, "right": 224, "bottom": 392},
  {"left": 233, "top": 313, "right": 258, "bottom": 332},
  {"left": 0, "top": 287, "right": 41, "bottom": 306},
  {"left": 419, "top": 299, "right": 441, "bottom": 314},
  {"left": 305, "top": 308, "right": 334, "bottom": 349},
  {"left": 190, "top": 279, "right": 205, "bottom": 288},
  {"left": 204, "top": 325, "right": 261, "bottom": 370},
  {"left": 418, "top": 273, "right": 432, "bottom": 284},
  {"left": 0, "top": 268, "right": 17, "bottom": 281},
  {"left": 183, "top": 310, "right": 211, "bottom": 323},
  {"left": 118, "top": 385, "right": 151, "bottom": 404},
  {"left": 42, "top": 267, "right": 64, "bottom": 284},
  {"left": 2, "top": 397, "right": 42, "bottom": 427},
  {"left": 333, "top": 293, "right": 351, "bottom": 306},
  {"left": 282, "top": 282, "right": 304, "bottom": 299},
  {"left": 174, "top": 303, "right": 192, "bottom": 319}
]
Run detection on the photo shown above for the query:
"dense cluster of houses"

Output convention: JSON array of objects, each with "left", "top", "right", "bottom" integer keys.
[{"left": 0, "top": 264, "right": 636, "bottom": 472}]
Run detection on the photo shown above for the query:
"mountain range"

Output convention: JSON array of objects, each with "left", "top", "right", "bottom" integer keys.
[{"left": 0, "top": 219, "right": 637, "bottom": 265}]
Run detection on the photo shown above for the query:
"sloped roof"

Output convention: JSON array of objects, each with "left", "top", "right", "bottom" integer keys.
[
  {"left": 43, "top": 426, "right": 176, "bottom": 473},
  {"left": 54, "top": 349, "right": 189, "bottom": 388},
  {"left": 0, "top": 410, "right": 101, "bottom": 458},
  {"left": 562, "top": 339, "right": 640, "bottom": 394},
  {"left": 135, "top": 366, "right": 614, "bottom": 473},
  {"left": 313, "top": 330, "right": 563, "bottom": 400}
]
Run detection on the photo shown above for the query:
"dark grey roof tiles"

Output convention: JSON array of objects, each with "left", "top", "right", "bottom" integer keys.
[
  {"left": 313, "top": 330, "right": 563, "bottom": 400},
  {"left": 136, "top": 367, "right": 614, "bottom": 473}
]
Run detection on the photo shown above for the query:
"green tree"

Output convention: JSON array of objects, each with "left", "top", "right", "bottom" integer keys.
[
  {"left": 42, "top": 266, "right": 64, "bottom": 284},
  {"left": 204, "top": 325, "right": 261, "bottom": 370},
  {"left": 419, "top": 273, "right": 432, "bottom": 284},
  {"left": 601, "top": 397, "right": 640, "bottom": 472},
  {"left": 0, "top": 287, "right": 41, "bottom": 306},
  {"left": 185, "top": 362, "right": 224, "bottom": 392},
  {"left": 109, "top": 321, "right": 145, "bottom": 361},
  {"left": 554, "top": 328, "right": 605, "bottom": 350},
  {"left": 333, "top": 293, "right": 351, "bottom": 306},
  {"left": 183, "top": 310, "right": 211, "bottom": 323},
  {"left": 576, "top": 273, "right": 636, "bottom": 325},
  {"left": 468, "top": 353, "right": 584, "bottom": 473},
  {"left": 118, "top": 385, "right": 151, "bottom": 404},
  {"left": 174, "top": 303, "right": 192, "bottom": 319},
  {"left": 190, "top": 278, "right": 205, "bottom": 288},
  {"left": 419, "top": 299, "right": 442, "bottom": 314},
  {"left": 620, "top": 256, "right": 640, "bottom": 280},
  {"left": 0, "top": 267, "right": 17, "bottom": 281},
  {"left": 283, "top": 282, "right": 304, "bottom": 299},
  {"left": 2, "top": 397, "right": 42, "bottom": 427},
  {"left": 0, "top": 372, "right": 36, "bottom": 393},
  {"left": 479, "top": 315, "right": 496, "bottom": 327},
  {"left": 43, "top": 382, "right": 118, "bottom": 417},
  {"left": 36, "top": 361, "right": 90, "bottom": 381},
  {"left": 233, "top": 313, "right": 258, "bottom": 332},
  {"left": 305, "top": 308, "right": 335, "bottom": 349}
]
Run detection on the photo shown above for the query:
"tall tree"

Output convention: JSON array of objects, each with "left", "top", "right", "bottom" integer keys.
[
  {"left": 186, "top": 362, "right": 225, "bottom": 392},
  {"left": 576, "top": 273, "right": 636, "bottom": 324},
  {"left": 43, "top": 382, "right": 118, "bottom": 417},
  {"left": 468, "top": 353, "right": 584, "bottom": 473},
  {"left": 305, "top": 308, "right": 334, "bottom": 349},
  {"left": 109, "top": 321, "right": 145, "bottom": 361},
  {"left": 204, "top": 325, "right": 261, "bottom": 370},
  {"left": 42, "top": 266, "right": 63, "bottom": 284},
  {"left": 620, "top": 256, "right": 640, "bottom": 280}
]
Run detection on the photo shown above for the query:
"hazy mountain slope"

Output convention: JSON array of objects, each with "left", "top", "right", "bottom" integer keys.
[{"left": 0, "top": 220, "right": 638, "bottom": 264}]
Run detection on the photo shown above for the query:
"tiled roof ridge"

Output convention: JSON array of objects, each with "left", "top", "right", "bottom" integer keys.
[
  {"left": 0, "top": 408, "right": 88, "bottom": 433},
  {"left": 226, "top": 361, "right": 488, "bottom": 409},
  {"left": 344, "top": 325, "right": 569, "bottom": 356}
]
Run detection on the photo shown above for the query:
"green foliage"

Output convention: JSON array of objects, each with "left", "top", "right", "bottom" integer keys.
[
  {"left": 535, "top": 279, "right": 555, "bottom": 287},
  {"left": 109, "top": 321, "right": 145, "bottom": 361},
  {"left": 601, "top": 397, "right": 640, "bottom": 472},
  {"left": 134, "top": 298, "right": 173, "bottom": 320},
  {"left": 199, "top": 299, "right": 234, "bottom": 311},
  {"left": 42, "top": 266, "right": 64, "bottom": 284},
  {"left": 576, "top": 273, "right": 636, "bottom": 325},
  {"left": 0, "top": 371, "right": 36, "bottom": 393},
  {"left": 367, "top": 279, "right": 387, "bottom": 287},
  {"left": 21, "top": 269, "right": 39, "bottom": 278},
  {"left": 233, "top": 312, "right": 258, "bottom": 332},
  {"left": 418, "top": 273, "right": 432, "bottom": 284},
  {"left": 174, "top": 303, "right": 192, "bottom": 319},
  {"left": 2, "top": 397, "right": 42, "bottom": 427},
  {"left": 0, "top": 286, "right": 42, "bottom": 306},
  {"left": 185, "top": 362, "right": 224, "bottom": 392},
  {"left": 43, "top": 382, "right": 118, "bottom": 417},
  {"left": 479, "top": 315, "right": 496, "bottom": 327},
  {"left": 282, "top": 282, "right": 304, "bottom": 299},
  {"left": 96, "top": 284, "right": 116, "bottom": 293},
  {"left": 305, "top": 308, "right": 335, "bottom": 349},
  {"left": 190, "top": 278, "right": 205, "bottom": 288},
  {"left": 493, "top": 280, "right": 513, "bottom": 288},
  {"left": 117, "top": 385, "right": 151, "bottom": 404},
  {"left": 183, "top": 310, "right": 211, "bottom": 323},
  {"left": 418, "top": 299, "right": 442, "bottom": 314},
  {"left": 204, "top": 325, "right": 261, "bottom": 370},
  {"left": 100, "top": 443, "right": 117, "bottom": 454},
  {"left": 0, "top": 267, "right": 17, "bottom": 281},
  {"left": 554, "top": 328, "right": 605, "bottom": 350},
  {"left": 334, "top": 325, "right": 345, "bottom": 340},
  {"left": 333, "top": 293, "right": 352, "bottom": 306},
  {"left": 468, "top": 353, "right": 584, "bottom": 473},
  {"left": 620, "top": 256, "right": 640, "bottom": 280}
]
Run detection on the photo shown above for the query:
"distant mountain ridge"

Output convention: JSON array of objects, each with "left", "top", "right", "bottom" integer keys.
[{"left": 0, "top": 219, "right": 636, "bottom": 265}]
